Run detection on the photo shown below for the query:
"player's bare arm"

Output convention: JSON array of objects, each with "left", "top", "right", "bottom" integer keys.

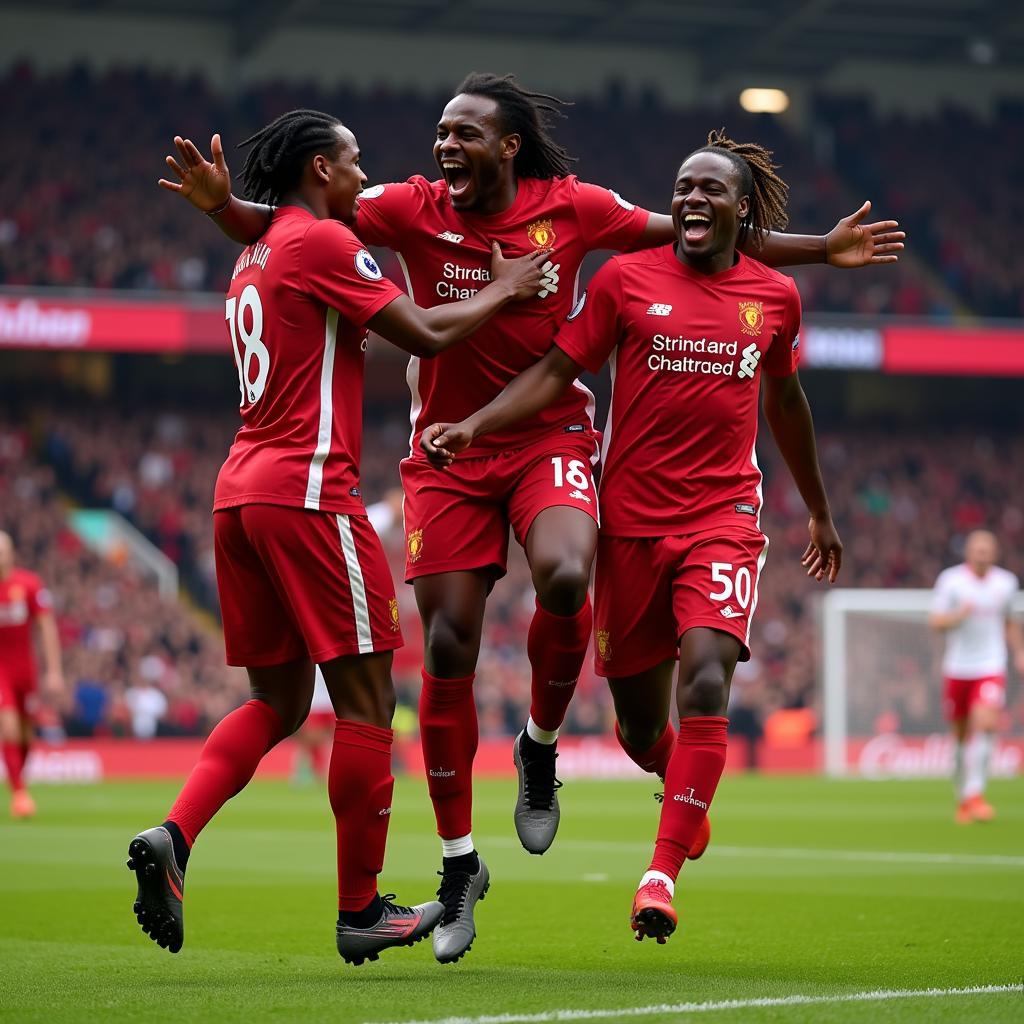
[
  {"left": 761, "top": 371, "right": 842, "bottom": 583},
  {"left": 930, "top": 604, "right": 975, "bottom": 631},
  {"left": 159, "top": 134, "right": 272, "bottom": 243},
  {"left": 369, "top": 243, "right": 549, "bottom": 358},
  {"left": 35, "top": 609, "right": 64, "bottom": 696},
  {"left": 420, "top": 345, "right": 581, "bottom": 466},
  {"left": 636, "top": 200, "right": 904, "bottom": 268}
]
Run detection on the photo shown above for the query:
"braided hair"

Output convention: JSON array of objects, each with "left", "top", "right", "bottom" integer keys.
[
  {"left": 455, "top": 72, "right": 576, "bottom": 179},
  {"left": 690, "top": 128, "right": 790, "bottom": 248},
  {"left": 238, "top": 109, "right": 345, "bottom": 205}
]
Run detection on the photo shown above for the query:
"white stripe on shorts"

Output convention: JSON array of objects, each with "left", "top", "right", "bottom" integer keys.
[{"left": 336, "top": 514, "right": 375, "bottom": 654}]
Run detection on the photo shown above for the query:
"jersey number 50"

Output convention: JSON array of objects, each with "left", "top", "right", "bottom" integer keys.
[{"left": 226, "top": 285, "right": 270, "bottom": 407}]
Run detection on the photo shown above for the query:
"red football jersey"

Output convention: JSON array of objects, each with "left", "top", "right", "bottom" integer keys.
[
  {"left": 0, "top": 568, "right": 51, "bottom": 681},
  {"left": 215, "top": 207, "right": 403, "bottom": 514},
  {"left": 355, "top": 175, "right": 650, "bottom": 456},
  {"left": 556, "top": 246, "right": 801, "bottom": 537}
]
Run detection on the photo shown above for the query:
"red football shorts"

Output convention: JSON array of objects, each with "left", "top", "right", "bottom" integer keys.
[
  {"left": 0, "top": 670, "right": 35, "bottom": 717},
  {"left": 593, "top": 524, "right": 769, "bottom": 678},
  {"left": 400, "top": 433, "right": 599, "bottom": 581},
  {"left": 214, "top": 505, "right": 403, "bottom": 667},
  {"left": 943, "top": 674, "right": 1006, "bottom": 722}
]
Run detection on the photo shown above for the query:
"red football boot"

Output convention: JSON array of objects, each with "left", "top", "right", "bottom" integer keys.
[{"left": 630, "top": 879, "right": 677, "bottom": 944}]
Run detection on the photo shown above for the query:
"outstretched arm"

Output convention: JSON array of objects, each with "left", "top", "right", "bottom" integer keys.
[
  {"left": 420, "top": 346, "right": 582, "bottom": 465},
  {"left": 762, "top": 371, "right": 842, "bottom": 583},
  {"left": 158, "top": 134, "right": 272, "bottom": 244},
  {"left": 635, "top": 201, "right": 904, "bottom": 268}
]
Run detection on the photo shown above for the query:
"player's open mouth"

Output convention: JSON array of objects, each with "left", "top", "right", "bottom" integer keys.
[
  {"left": 441, "top": 160, "right": 473, "bottom": 198},
  {"left": 683, "top": 213, "right": 713, "bottom": 243}
]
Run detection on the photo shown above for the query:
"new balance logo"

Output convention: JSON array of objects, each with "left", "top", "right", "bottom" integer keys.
[
  {"left": 720, "top": 605, "right": 743, "bottom": 619},
  {"left": 646, "top": 303, "right": 673, "bottom": 316},
  {"left": 737, "top": 343, "right": 761, "bottom": 380},
  {"left": 437, "top": 231, "right": 465, "bottom": 244},
  {"left": 568, "top": 489, "right": 591, "bottom": 504},
  {"left": 538, "top": 261, "right": 560, "bottom": 298},
  {"left": 429, "top": 767, "right": 455, "bottom": 778},
  {"left": 378, "top": 806, "right": 392, "bottom": 816},
  {"left": 672, "top": 787, "right": 709, "bottom": 810}
]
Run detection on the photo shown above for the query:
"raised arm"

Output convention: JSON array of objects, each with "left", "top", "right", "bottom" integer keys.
[
  {"left": 762, "top": 370, "right": 842, "bottom": 583},
  {"left": 370, "top": 243, "right": 549, "bottom": 358},
  {"left": 420, "top": 346, "right": 582, "bottom": 466},
  {"left": 634, "top": 201, "right": 904, "bottom": 268},
  {"left": 158, "top": 134, "right": 272, "bottom": 244}
]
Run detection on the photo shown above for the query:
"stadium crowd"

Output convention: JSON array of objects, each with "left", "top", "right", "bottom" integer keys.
[
  {"left": 3, "top": 63, "right": 1009, "bottom": 317},
  {"left": 4, "top": 403, "right": 1021, "bottom": 743}
]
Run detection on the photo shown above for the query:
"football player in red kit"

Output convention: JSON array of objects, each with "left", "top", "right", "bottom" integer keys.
[
  {"left": 421, "top": 130, "right": 843, "bottom": 944},
  {"left": 131, "top": 109, "right": 548, "bottom": 965},
  {"left": 0, "top": 531, "right": 64, "bottom": 819},
  {"left": 171, "top": 76, "right": 898, "bottom": 962}
]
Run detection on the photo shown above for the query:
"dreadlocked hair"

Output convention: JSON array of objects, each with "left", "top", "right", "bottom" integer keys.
[
  {"left": 455, "top": 72, "right": 576, "bottom": 179},
  {"left": 238, "top": 109, "right": 344, "bottom": 205},
  {"left": 692, "top": 128, "right": 790, "bottom": 248}
]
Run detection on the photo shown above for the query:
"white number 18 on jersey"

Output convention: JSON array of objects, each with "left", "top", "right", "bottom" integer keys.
[{"left": 226, "top": 284, "right": 270, "bottom": 407}]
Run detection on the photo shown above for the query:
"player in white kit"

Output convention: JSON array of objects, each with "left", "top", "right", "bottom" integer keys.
[{"left": 930, "top": 530, "right": 1024, "bottom": 823}]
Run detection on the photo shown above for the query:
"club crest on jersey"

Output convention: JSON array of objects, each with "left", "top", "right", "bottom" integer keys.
[
  {"left": 355, "top": 249, "right": 383, "bottom": 281},
  {"left": 527, "top": 219, "right": 556, "bottom": 249},
  {"left": 408, "top": 528, "right": 424, "bottom": 564},
  {"left": 388, "top": 598, "right": 401, "bottom": 631},
  {"left": 738, "top": 300, "right": 765, "bottom": 337},
  {"left": 596, "top": 629, "right": 611, "bottom": 662}
]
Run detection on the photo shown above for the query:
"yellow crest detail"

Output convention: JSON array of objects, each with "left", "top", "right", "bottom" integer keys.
[
  {"left": 408, "top": 528, "right": 424, "bottom": 564},
  {"left": 596, "top": 629, "right": 611, "bottom": 662},
  {"left": 527, "top": 219, "right": 555, "bottom": 249},
  {"left": 739, "top": 300, "right": 764, "bottom": 337},
  {"left": 388, "top": 598, "right": 401, "bottom": 631}
]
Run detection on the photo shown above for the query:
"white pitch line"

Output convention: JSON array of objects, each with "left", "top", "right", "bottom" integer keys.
[
  {"left": 365, "top": 983, "right": 1023, "bottom": 1024},
  {"left": 475, "top": 835, "right": 1024, "bottom": 868}
]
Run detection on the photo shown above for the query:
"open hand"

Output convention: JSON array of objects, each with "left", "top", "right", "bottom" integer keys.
[
  {"left": 825, "top": 201, "right": 905, "bottom": 267},
  {"left": 801, "top": 514, "right": 843, "bottom": 583},
  {"left": 489, "top": 242, "right": 552, "bottom": 301},
  {"left": 158, "top": 134, "right": 232, "bottom": 214},
  {"left": 419, "top": 422, "right": 475, "bottom": 467}
]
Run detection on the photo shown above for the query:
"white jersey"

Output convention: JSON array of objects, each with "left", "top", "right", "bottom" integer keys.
[
  {"left": 932, "top": 564, "right": 1018, "bottom": 677},
  {"left": 311, "top": 667, "right": 334, "bottom": 712}
]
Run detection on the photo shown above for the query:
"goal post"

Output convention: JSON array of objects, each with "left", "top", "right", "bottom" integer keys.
[{"left": 820, "top": 588, "right": 1024, "bottom": 778}]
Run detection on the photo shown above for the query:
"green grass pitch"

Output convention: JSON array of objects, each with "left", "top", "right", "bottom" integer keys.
[{"left": 1, "top": 773, "right": 1022, "bottom": 1023}]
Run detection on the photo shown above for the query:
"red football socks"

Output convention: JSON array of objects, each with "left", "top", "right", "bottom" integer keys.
[
  {"left": 615, "top": 720, "right": 677, "bottom": 777},
  {"left": 527, "top": 597, "right": 592, "bottom": 733},
  {"left": 2, "top": 742, "right": 24, "bottom": 791},
  {"left": 649, "top": 716, "right": 728, "bottom": 880},
  {"left": 418, "top": 670, "right": 477, "bottom": 840},
  {"left": 167, "top": 698, "right": 287, "bottom": 846},
  {"left": 329, "top": 720, "right": 394, "bottom": 912}
]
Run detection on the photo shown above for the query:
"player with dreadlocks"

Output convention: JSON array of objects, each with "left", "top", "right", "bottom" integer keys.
[
  {"left": 420, "top": 130, "right": 844, "bottom": 943},
  {"left": 168, "top": 79, "right": 899, "bottom": 964},
  {"left": 130, "top": 109, "right": 548, "bottom": 964}
]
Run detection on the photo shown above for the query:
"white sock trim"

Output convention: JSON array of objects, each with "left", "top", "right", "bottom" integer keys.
[
  {"left": 639, "top": 870, "right": 674, "bottom": 896},
  {"left": 963, "top": 732, "right": 994, "bottom": 800},
  {"left": 526, "top": 716, "right": 559, "bottom": 745},
  {"left": 441, "top": 833, "right": 474, "bottom": 858}
]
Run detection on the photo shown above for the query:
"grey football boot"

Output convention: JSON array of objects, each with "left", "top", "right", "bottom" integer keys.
[
  {"left": 336, "top": 894, "right": 444, "bottom": 966},
  {"left": 432, "top": 856, "right": 490, "bottom": 963},
  {"left": 513, "top": 730, "right": 563, "bottom": 854},
  {"left": 127, "top": 826, "right": 186, "bottom": 953}
]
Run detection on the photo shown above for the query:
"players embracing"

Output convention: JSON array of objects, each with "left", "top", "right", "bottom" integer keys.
[{"left": 422, "top": 130, "right": 844, "bottom": 943}]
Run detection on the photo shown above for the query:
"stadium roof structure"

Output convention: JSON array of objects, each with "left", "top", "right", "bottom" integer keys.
[{"left": 23, "top": 0, "right": 1024, "bottom": 70}]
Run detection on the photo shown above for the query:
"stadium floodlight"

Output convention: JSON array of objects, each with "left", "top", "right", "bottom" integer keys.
[
  {"left": 820, "top": 589, "right": 1024, "bottom": 778},
  {"left": 739, "top": 88, "right": 789, "bottom": 114}
]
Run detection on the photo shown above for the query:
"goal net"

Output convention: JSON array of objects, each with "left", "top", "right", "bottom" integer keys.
[{"left": 820, "top": 589, "right": 1024, "bottom": 778}]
